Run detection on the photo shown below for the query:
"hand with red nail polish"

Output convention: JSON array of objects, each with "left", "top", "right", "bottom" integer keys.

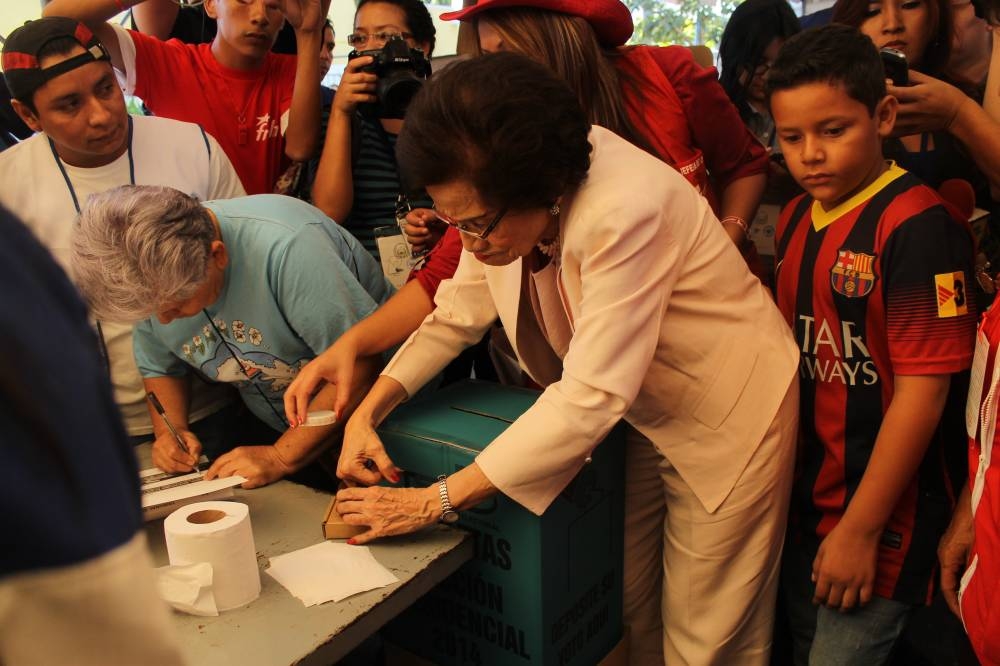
[{"left": 335, "top": 485, "right": 438, "bottom": 545}]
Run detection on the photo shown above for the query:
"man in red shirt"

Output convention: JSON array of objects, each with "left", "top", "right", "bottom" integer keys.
[{"left": 44, "top": 0, "right": 328, "bottom": 195}]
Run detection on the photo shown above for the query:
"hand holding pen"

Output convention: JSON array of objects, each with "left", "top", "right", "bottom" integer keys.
[{"left": 147, "top": 391, "right": 203, "bottom": 474}]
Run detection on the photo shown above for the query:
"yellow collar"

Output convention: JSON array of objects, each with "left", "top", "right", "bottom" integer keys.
[{"left": 812, "top": 162, "right": 905, "bottom": 231}]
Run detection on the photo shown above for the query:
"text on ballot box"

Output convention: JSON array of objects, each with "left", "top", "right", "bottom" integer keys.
[{"left": 379, "top": 380, "right": 625, "bottom": 666}]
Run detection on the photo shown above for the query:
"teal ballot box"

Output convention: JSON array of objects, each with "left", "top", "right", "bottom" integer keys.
[{"left": 380, "top": 380, "right": 625, "bottom": 666}]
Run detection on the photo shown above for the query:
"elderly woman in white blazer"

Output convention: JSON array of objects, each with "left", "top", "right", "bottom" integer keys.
[{"left": 320, "top": 53, "right": 800, "bottom": 664}]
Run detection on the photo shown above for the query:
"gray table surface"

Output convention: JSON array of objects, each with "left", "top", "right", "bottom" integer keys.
[{"left": 138, "top": 446, "right": 473, "bottom": 666}]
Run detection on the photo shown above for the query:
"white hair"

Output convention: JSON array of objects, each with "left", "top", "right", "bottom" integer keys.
[{"left": 71, "top": 185, "right": 214, "bottom": 322}]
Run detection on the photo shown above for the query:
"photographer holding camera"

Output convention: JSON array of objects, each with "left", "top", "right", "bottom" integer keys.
[{"left": 311, "top": 0, "right": 435, "bottom": 260}]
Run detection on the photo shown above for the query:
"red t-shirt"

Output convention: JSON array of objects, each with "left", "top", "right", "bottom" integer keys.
[
  {"left": 775, "top": 166, "right": 976, "bottom": 604},
  {"left": 124, "top": 29, "right": 296, "bottom": 195}
]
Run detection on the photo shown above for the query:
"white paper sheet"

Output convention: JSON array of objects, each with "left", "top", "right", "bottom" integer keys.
[
  {"left": 140, "top": 466, "right": 247, "bottom": 520},
  {"left": 265, "top": 541, "right": 399, "bottom": 606}
]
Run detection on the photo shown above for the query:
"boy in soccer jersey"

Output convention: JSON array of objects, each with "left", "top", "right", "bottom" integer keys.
[{"left": 768, "top": 24, "right": 977, "bottom": 665}]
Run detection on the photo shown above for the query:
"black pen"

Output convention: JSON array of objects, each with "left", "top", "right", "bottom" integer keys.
[{"left": 146, "top": 391, "right": 199, "bottom": 473}]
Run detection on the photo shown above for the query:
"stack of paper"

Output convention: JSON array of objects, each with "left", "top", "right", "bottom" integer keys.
[{"left": 140, "top": 466, "right": 246, "bottom": 521}]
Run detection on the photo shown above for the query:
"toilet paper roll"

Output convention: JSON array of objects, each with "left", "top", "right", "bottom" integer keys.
[{"left": 164, "top": 501, "right": 261, "bottom": 611}]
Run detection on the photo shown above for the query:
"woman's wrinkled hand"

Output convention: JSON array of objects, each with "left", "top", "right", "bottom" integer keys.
[{"left": 336, "top": 484, "right": 439, "bottom": 544}]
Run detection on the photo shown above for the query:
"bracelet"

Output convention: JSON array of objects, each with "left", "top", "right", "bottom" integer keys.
[{"left": 720, "top": 215, "right": 749, "bottom": 235}]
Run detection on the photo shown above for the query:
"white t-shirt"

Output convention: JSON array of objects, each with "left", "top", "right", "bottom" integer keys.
[{"left": 0, "top": 114, "right": 246, "bottom": 435}]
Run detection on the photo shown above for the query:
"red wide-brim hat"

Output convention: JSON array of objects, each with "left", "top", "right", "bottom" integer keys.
[{"left": 441, "top": 0, "right": 634, "bottom": 47}]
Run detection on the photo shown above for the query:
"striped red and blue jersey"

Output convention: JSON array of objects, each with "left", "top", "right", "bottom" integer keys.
[{"left": 775, "top": 164, "right": 977, "bottom": 604}]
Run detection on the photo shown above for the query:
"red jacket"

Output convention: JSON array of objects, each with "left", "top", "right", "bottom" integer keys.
[{"left": 961, "top": 303, "right": 1000, "bottom": 666}]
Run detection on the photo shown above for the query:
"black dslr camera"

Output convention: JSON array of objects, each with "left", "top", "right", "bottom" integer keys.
[{"left": 348, "top": 35, "right": 431, "bottom": 119}]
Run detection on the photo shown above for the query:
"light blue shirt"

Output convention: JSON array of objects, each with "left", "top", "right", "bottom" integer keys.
[{"left": 134, "top": 195, "right": 393, "bottom": 431}]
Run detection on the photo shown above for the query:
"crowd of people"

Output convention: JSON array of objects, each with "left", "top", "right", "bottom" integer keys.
[{"left": 2, "top": 0, "right": 1000, "bottom": 664}]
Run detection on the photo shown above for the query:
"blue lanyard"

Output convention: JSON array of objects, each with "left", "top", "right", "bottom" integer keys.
[
  {"left": 48, "top": 115, "right": 135, "bottom": 213},
  {"left": 48, "top": 115, "right": 135, "bottom": 376}
]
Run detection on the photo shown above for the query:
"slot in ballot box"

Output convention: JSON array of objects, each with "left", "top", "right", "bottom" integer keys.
[{"left": 379, "top": 380, "right": 625, "bottom": 666}]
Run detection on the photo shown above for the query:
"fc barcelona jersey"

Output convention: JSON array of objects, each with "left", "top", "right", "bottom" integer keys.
[{"left": 775, "top": 163, "right": 977, "bottom": 604}]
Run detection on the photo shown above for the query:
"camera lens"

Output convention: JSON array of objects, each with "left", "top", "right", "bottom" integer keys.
[{"left": 378, "top": 74, "right": 423, "bottom": 119}]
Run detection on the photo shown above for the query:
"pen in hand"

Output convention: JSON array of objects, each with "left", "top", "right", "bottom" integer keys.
[{"left": 146, "top": 391, "right": 199, "bottom": 473}]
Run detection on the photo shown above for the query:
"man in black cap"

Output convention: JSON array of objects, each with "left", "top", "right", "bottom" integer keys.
[
  {"left": 43, "top": 0, "right": 329, "bottom": 195},
  {"left": 0, "top": 17, "right": 245, "bottom": 454}
]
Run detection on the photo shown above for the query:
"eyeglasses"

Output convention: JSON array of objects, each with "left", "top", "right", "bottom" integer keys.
[
  {"left": 434, "top": 205, "right": 508, "bottom": 240},
  {"left": 346, "top": 31, "right": 413, "bottom": 48}
]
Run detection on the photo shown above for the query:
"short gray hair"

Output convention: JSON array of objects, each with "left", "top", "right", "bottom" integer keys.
[{"left": 71, "top": 185, "right": 215, "bottom": 322}]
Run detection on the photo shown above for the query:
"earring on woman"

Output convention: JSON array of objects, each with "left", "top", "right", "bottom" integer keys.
[{"left": 538, "top": 202, "right": 562, "bottom": 259}]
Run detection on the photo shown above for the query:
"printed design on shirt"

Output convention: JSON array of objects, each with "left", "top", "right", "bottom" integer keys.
[
  {"left": 255, "top": 113, "right": 281, "bottom": 142},
  {"left": 934, "top": 271, "right": 969, "bottom": 318},
  {"left": 232, "top": 320, "right": 247, "bottom": 343},
  {"left": 675, "top": 151, "right": 708, "bottom": 196},
  {"left": 200, "top": 345, "right": 308, "bottom": 395},
  {"left": 177, "top": 318, "right": 298, "bottom": 397},
  {"left": 830, "top": 249, "right": 877, "bottom": 298},
  {"left": 226, "top": 320, "right": 262, "bottom": 345},
  {"left": 797, "top": 315, "right": 879, "bottom": 386},
  {"left": 180, "top": 318, "right": 265, "bottom": 363}
]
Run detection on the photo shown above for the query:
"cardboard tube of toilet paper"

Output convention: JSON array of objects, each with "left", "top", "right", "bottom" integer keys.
[{"left": 164, "top": 501, "right": 261, "bottom": 611}]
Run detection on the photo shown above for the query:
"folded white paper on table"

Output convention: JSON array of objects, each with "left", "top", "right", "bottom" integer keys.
[
  {"left": 141, "top": 466, "right": 247, "bottom": 521},
  {"left": 266, "top": 541, "right": 399, "bottom": 606},
  {"left": 155, "top": 562, "right": 219, "bottom": 616}
]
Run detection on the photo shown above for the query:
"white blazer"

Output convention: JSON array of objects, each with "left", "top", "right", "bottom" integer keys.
[{"left": 384, "top": 127, "right": 799, "bottom": 515}]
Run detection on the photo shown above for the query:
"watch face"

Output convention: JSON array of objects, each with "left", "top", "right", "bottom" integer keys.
[{"left": 440, "top": 510, "right": 460, "bottom": 525}]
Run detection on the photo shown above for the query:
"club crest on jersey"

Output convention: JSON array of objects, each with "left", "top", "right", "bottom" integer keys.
[{"left": 831, "top": 249, "right": 877, "bottom": 297}]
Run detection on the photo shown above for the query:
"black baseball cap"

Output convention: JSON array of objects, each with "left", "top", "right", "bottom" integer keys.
[{"left": 2, "top": 17, "right": 111, "bottom": 103}]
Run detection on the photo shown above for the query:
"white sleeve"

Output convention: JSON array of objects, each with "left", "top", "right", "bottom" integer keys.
[
  {"left": 205, "top": 131, "right": 247, "bottom": 199},
  {"left": 108, "top": 23, "right": 138, "bottom": 96}
]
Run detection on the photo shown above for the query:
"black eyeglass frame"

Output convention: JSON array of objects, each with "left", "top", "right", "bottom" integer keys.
[
  {"left": 346, "top": 30, "right": 414, "bottom": 48},
  {"left": 434, "top": 206, "right": 509, "bottom": 241}
]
